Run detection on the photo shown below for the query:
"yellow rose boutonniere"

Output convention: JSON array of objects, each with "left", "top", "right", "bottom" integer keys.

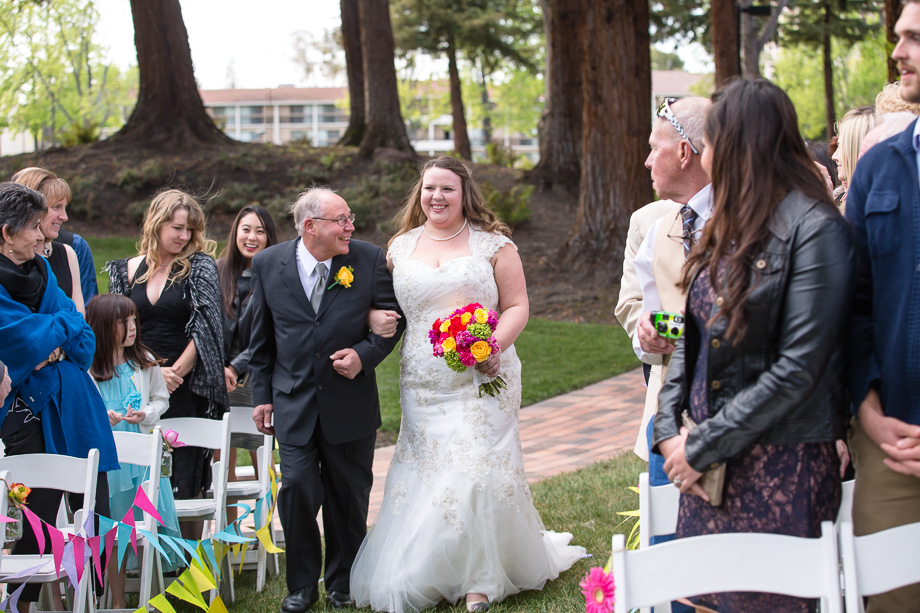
[{"left": 328, "top": 265, "right": 355, "bottom": 290}]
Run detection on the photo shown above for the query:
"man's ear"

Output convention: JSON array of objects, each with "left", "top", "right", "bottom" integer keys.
[{"left": 677, "top": 140, "right": 695, "bottom": 169}]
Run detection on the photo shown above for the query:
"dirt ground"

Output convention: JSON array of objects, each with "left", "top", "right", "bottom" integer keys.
[{"left": 0, "top": 141, "right": 622, "bottom": 325}]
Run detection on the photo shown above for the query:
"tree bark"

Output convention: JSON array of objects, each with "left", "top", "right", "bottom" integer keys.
[
  {"left": 108, "top": 0, "right": 230, "bottom": 149},
  {"left": 479, "top": 59, "right": 493, "bottom": 147},
  {"left": 740, "top": 0, "right": 759, "bottom": 77},
  {"left": 446, "top": 31, "right": 472, "bottom": 160},
  {"left": 357, "top": 0, "right": 415, "bottom": 158},
  {"left": 823, "top": 0, "right": 836, "bottom": 141},
  {"left": 338, "top": 0, "right": 365, "bottom": 146},
  {"left": 711, "top": 0, "right": 740, "bottom": 86},
  {"left": 564, "top": 0, "right": 652, "bottom": 283},
  {"left": 886, "top": 0, "right": 901, "bottom": 83},
  {"left": 526, "top": 0, "right": 584, "bottom": 192}
]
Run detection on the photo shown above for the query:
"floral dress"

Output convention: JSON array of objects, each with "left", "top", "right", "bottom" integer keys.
[{"left": 98, "top": 362, "right": 182, "bottom": 570}]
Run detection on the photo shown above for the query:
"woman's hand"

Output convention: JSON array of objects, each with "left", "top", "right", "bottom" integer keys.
[
  {"left": 122, "top": 408, "right": 146, "bottom": 425},
  {"left": 474, "top": 349, "right": 501, "bottom": 378},
  {"left": 661, "top": 427, "right": 709, "bottom": 501},
  {"left": 34, "top": 347, "right": 63, "bottom": 371},
  {"left": 368, "top": 309, "right": 401, "bottom": 338},
  {"left": 224, "top": 366, "right": 239, "bottom": 393},
  {"left": 160, "top": 367, "right": 184, "bottom": 394},
  {"left": 107, "top": 410, "right": 123, "bottom": 427},
  {"left": 836, "top": 439, "right": 850, "bottom": 479}
]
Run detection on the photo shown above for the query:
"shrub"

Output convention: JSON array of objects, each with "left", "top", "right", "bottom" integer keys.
[
  {"left": 210, "top": 182, "right": 266, "bottom": 214},
  {"left": 288, "top": 163, "right": 328, "bottom": 189},
  {"left": 66, "top": 174, "right": 100, "bottom": 221},
  {"left": 482, "top": 182, "right": 534, "bottom": 228},
  {"left": 114, "top": 160, "right": 168, "bottom": 194}
]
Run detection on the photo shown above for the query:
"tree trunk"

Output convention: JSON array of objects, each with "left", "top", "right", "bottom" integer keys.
[
  {"left": 479, "top": 59, "right": 493, "bottom": 147},
  {"left": 823, "top": 0, "right": 836, "bottom": 141},
  {"left": 527, "top": 0, "right": 584, "bottom": 192},
  {"left": 108, "top": 0, "right": 230, "bottom": 149},
  {"left": 711, "top": 0, "right": 740, "bottom": 86},
  {"left": 446, "top": 31, "right": 472, "bottom": 160},
  {"left": 357, "top": 0, "right": 415, "bottom": 158},
  {"left": 564, "top": 0, "right": 652, "bottom": 283},
  {"left": 886, "top": 0, "right": 901, "bottom": 83},
  {"left": 338, "top": 0, "right": 365, "bottom": 146},
  {"left": 740, "top": 0, "right": 760, "bottom": 77}
]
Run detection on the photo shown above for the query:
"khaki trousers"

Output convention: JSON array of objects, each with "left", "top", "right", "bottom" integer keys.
[{"left": 850, "top": 420, "right": 920, "bottom": 612}]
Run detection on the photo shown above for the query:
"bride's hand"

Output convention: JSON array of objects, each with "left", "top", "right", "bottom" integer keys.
[
  {"left": 475, "top": 349, "right": 501, "bottom": 378},
  {"left": 368, "top": 309, "right": 401, "bottom": 338}
]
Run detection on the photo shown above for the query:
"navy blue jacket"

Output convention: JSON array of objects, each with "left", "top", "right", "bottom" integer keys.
[{"left": 846, "top": 119, "right": 920, "bottom": 425}]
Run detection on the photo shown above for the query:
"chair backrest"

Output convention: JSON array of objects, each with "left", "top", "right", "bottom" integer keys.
[
  {"left": 229, "top": 406, "right": 263, "bottom": 438},
  {"left": 638, "top": 471, "right": 680, "bottom": 549},
  {"left": 229, "top": 406, "right": 274, "bottom": 503},
  {"left": 613, "top": 521, "right": 843, "bottom": 613},
  {"left": 0, "top": 449, "right": 99, "bottom": 532},
  {"left": 0, "top": 470, "right": 9, "bottom": 549},
  {"left": 112, "top": 427, "right": 163, "bottom": 530},
  {"left": 837, "top": 479, "right": 854, "bottom": 524},
  {"left": 839, "top": 520, "right": 920, "bottom": 613},
  {"left": 159, "top": 413, "right": 231, "bottom": 507}
]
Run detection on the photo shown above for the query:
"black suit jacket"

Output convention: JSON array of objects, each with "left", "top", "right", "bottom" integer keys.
[{"left": 247, "top": 238, "right": 403, "bottom": 446}]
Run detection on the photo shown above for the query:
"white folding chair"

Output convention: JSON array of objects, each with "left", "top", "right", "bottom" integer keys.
[
  {"left": 636, "top": 472, "right": 681, "bottom": 612},
  {"left": 101, "top": 428, "right": 166, "bottom": 610},
  {"left": 0, "top": 449, "right": 100, "bottom": 613},
  {"left": 839, "top": 520, "right": 920, "bottom": 613},
  {"left": 612, "top": 521, "right": 843, "bottom": 613},
  {"left": 158, "top": 413, "right": 231, "bottom": 600},
  {"left": 225, "top": 406, "right": 279, "bottom": 592},
  {"left": 837, "top": 479, "right": 854, "bottom": 524}
]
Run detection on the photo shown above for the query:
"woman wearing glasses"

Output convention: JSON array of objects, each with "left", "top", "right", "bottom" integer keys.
[
  {"left": 652, "top": 79, "right": 855, "bottom": 612},
  {"left": 108, "top": 189, "right": 228, "bottom": 539}
]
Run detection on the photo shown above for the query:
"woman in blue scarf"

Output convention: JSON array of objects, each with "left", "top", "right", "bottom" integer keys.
[{"left": 0, "top": 182, "right": 117, "bottom": 609}]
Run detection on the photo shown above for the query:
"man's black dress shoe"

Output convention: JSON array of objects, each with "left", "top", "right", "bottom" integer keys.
[
  {"left": 326, "top": 590, "right": 356, "bottom": 610},
  {"left": 281, "top": 587, "right": 317, "bottom": 613}
]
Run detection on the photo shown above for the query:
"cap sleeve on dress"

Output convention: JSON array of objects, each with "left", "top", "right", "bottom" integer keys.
[
  {"left": 388, "top": 228, "right": 421, "bottom": 263},
  {"left": 472, "top": 228, "right": 516, "bottom": 260}
]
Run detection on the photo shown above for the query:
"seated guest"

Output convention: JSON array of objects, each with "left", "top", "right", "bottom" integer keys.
[
  {"left": 653, "top": 78, "right": 855, "bottom": 613},
  {"left": 0, "top": 181, "right": 117, "bottom": 611}
]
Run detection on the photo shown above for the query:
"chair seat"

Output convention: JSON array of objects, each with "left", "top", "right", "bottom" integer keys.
[
  {"left": 174, "top": 498, "right": 219, "bottom": 519},
  {"left": 226, "top": 481, "right": 261, "bottom": 500},
  {"left": 0, "top": 555, "right": 61, "bottom": 582}
]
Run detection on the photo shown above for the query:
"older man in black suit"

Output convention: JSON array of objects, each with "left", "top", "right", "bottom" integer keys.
[{"left": 248, "top": 187, "right": 404, "bottom": 612}]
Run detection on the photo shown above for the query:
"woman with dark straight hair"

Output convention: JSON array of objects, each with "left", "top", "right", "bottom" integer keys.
[{"left": 652, "top": 78, "right": 856, "bottom": 612}]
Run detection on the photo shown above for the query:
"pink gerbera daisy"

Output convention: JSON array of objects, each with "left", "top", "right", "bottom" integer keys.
[{"left": 580, "top": 567, "right": 615, "bottom": 613}]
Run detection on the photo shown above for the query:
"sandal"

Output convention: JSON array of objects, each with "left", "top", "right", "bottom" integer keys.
[{"left": 466, "top": 601, "right": 490, "bottom": 612}]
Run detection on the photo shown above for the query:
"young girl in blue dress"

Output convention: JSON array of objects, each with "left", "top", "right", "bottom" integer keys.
[{"left": 86, "top": 294, "right": 182, "bottom": 609}]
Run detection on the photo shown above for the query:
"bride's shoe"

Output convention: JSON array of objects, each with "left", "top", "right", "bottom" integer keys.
[{"left": 465, "top": 602, "right": 490, "bottom": 612}]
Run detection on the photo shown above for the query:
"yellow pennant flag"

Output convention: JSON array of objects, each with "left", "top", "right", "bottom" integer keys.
[
  {"left": 189, "top": 559, "right": 217, "bottom": 592},
  {"left": 256, "top": 524, "right": 284, "bottom": 553},
  {"left": 166, "top": 578, "right": 207, "bottom": 611},
  {"left": 177, "top": 569, "right": 208, "bottom": 606},
  {"left": 149, "top": 594, "right": 177, "bottom": 613},
  {"left": 207, "top": 595, "right": 229, "bottom": 613},
  {"left": 231, "top": 543, "right": 246, "bottom": 575}
]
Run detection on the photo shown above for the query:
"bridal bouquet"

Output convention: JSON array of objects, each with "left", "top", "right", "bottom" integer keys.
[{"left": 429, "top": 303, "right": 507, "bottom": 397}]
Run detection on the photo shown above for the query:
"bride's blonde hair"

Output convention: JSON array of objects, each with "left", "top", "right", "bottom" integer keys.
[{"left": 390, "top": 156, "right": 510, "bottom": 245}]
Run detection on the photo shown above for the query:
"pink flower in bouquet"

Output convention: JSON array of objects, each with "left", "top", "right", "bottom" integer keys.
[
  {"left": 580, "top": 567, "right": 615, "bottom": 613},
  {"left": 487, "top": 311, "right": 499, "bottom": 327},
  {"left": 455, "top": 330, "right": 474, "bottom": 349},
  {"left": 163, "top": 429, "right": 187, "bottom": 449},
  {"left": 460, "top": 352, "right": 477, "bottom": 368}
]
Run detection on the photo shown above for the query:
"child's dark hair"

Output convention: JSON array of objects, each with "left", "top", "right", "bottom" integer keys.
[{"left": 86, "top": 294, "right": 159, "bottom": 381}]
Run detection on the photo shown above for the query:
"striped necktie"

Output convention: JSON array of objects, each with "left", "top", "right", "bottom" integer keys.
[{"left": 680, "top": 204, "right": 698, "bottom": 259}]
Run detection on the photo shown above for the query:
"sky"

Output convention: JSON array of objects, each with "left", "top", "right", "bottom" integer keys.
[{"left": 95, "top": 0, "right": 344, "bottom": 90}]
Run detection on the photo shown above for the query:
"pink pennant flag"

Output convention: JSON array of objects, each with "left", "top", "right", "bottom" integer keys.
[
  {"left": 133, "top": 485, "right": 163, "bottom": 526},
  {"left": 71, "top": 536, "right": 85, "bottom": 582},
  {"left": 49, "top": 526, "right": 66, "bottom": 576},
  {"left": 22, "top": 506, "right": 45, "bottom": 554},
  {"left": 104, "top": 526, "right": 117, "bottom": 573},
  {"left": 88, "top": 535, "right": 104, "bottom": 586},
  {"left": 122, "top": 509, "right": 138, "bottom": 556}
]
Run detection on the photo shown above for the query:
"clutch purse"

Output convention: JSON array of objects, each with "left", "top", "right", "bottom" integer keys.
[{"left": 681, "top": 411, "right": 726, "bottom": 507}]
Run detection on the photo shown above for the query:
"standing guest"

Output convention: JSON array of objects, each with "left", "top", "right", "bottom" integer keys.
[
  {"left": 653, "top": 78, "right": 855, "bottom": 613},
  {"left": 12, "top": 167, "right": 86, "bottom": 311},
  {"left": 108, "top": 189, "right": 228, "bottom": 540},
  {"left": 86, "top": 293, "right": 181, "bottom": 610},
  {"left": 217, "top": 205, "right": 277, "bottom": 521},
  {"left": 831, "top": 106, "right": 877, "bottom": 211},
  {"left": 845, "top": 2, "right": 920, "bottom": 608},
  {"left": 0, "top": 182, "right": 118, "bottom": 612},
  {"left": 247, "top": 188, "right": 403, "bottom": 612}
]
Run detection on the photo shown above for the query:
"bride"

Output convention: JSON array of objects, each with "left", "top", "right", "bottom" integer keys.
[{"left": 350, "top": 157, "right": 584, "bottom": 613}]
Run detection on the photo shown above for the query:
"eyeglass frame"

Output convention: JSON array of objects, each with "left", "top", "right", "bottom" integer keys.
[
  {"left": 311, "top": 213, "right": 356, "bottom": 226},
  {"left": 664, "top": 212, "right": 703, "bottom": 246},
  {"left": 656, "top": 97, "right": 700, "bottom": 155}
]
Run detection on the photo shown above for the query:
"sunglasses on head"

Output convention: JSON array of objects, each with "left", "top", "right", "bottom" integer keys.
[{"left": 657, "top": 97, "right": 700, "bottom": 155}]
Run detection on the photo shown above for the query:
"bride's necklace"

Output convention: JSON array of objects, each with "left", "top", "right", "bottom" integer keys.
[{"left": 423, "top": 218, "right": 467, "bottom": 242}]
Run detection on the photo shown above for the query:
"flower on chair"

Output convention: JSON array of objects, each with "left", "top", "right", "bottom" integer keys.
[
  {"left": 8, "top": 483, "right": 30, "bottom": 510},
  {"left": 580, "top": 565, "right": 615, "bottom": 613}
]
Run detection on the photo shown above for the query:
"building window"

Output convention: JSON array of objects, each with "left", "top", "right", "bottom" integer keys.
[
  {"left": 319, "top": 104, "right": 345, "bottom": 124},
  {"left": 240, "top": 106, "right": 264, "bottom": 125},
  {"left": 288, "top": 105, "right": 306, "bottom": 124}
]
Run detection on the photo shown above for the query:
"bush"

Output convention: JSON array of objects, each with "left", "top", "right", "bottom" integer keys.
[
  {"left": 66, "top": 174, "right": 100, "bottom": 221},
  {"left": 482, "top": 182, "right": 534, "bottom": 228},
  {"left": 114, "top": 160, "right": 169, "bottom": 194},
  {"left": 288, "top": 163, "right": 328, "bottom": 189},
  {"left": 210, "top": 182, "right": 266, "bottom": 214}
]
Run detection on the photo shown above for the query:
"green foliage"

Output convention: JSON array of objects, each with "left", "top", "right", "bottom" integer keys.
[
  {"left": 0, "top": 0, "right": 137, "bottom": 146},
  {"left": 287, "top": 163, "right": 328, "bottom": 189},
  {"left": 482, "top": 181, "right": 534, "bottom": 227},
  {"left": 66, "top": 173, "right": 100, "bottom": 220},
  {"left": 210, "top": 182, "right": 267, "bottom": 214},
  {"left": 114, "top": 160, "right": 169, "bottom": 194},
  {"left": 651, "top": 47, "right": 685, "bottom": 70},
  {"left": 318, "top": 151, "right": 353, "bottom": 173},
  {"left": 339, "top": 161, "right": 415, "bottom": 232},
  {"left": 490, "top": 68, "right": 544, "bottom": 137}
]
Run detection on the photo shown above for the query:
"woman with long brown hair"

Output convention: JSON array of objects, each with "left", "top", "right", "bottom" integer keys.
[
  {"left": 652, "top": 79, "right": 856, "bottom": 612},
  {"left": 107, "top": 189, "right": 228, "bottom": 539}
]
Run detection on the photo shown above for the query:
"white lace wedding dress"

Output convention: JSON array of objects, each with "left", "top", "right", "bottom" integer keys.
[{"left": 350, "top": 226, "right": 585, "bottom": 612}]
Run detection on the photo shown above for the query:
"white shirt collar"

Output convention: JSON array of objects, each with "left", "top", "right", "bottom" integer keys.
[
  {"left": 296, "top": 239, "right": 332, "bottom": 280},
  {"left": 686, "top": 183, "right": 713, "bottom": 224}
]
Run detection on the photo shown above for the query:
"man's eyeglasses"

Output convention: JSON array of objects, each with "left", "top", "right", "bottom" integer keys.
[
  {"left": 312, "top": 214, "right": 356, "bottom": 226},
  {"left": 657, "top": 97, "right": 700, "bottom": 155}
]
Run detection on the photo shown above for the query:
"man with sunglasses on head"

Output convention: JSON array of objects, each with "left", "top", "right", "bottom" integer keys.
[
  {"left": 248, "top": 187, "right": 404, "bottom": 612},
  {"left": 616, "top": 97, "right": 711, "bottom": 604}
]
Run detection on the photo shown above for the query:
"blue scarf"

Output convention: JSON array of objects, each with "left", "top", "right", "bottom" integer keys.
[{"left": 0, "top": 259, "right": 118, "bottom": 471}]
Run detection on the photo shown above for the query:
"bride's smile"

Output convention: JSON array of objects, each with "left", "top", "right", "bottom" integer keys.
[{"left": 421, "top": 167, "right": 465, "bottom": 235}]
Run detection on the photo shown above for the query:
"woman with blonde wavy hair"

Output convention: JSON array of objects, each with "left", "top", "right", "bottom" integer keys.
[
  {"left": 107, "top": 189, "right": 228, "bottom": 538},
  {"left": 832, "top": 106, "right": 878, "bottom": 211}
]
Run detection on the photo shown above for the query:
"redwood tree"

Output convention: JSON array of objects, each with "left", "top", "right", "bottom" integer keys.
[
  {"left": 357, "top": 0, "right": 414, "bottom": 158},
  {"left": 564, "top": 0, "right": 652, "bottom": 282},
  {"left": 711, "top": 0, "right": 740, "bottom": 86},
  {"left": 109, "top": 0, "right": 230, "bottom": 148},
  {"left": 527, "top": 0, "right": 584, "bottom": 191},
  {"left": 338, "top": 0, "right": 365, "bottom": 146}
]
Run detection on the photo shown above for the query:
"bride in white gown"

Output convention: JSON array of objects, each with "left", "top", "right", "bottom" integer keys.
[{"left": 351, "top": 157, "right": 584, "bottom": 613}]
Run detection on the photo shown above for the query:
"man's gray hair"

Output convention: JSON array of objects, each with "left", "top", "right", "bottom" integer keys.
[
  {"left": 669, "top": 97, "right": 711, "bottom": 151},
  {"left": 291, "top": 186, "right": 335, "bottom": 235}
]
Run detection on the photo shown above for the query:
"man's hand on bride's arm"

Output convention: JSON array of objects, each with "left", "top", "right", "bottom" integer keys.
[
  {"left": 367, "top": 309, "right": 401, "bottom": 338},
  {"left": 331, "top": 348, "right": 363, "bottom": 379}
]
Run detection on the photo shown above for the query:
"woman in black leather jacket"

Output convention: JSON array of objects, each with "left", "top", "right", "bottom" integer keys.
[{"left": 652, "top": 78, "right": 856, "bottom": 613}]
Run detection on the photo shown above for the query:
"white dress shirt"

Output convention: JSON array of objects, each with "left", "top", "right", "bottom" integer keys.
[
  {"left": 296, "top": 239, "right": 333, "bottom": 301},
  {"left": 632, "top": 184, "right": 713, "bottom": 362},
  {"left": 913, "top": 118, "right": 920, "bottom": 184}
]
